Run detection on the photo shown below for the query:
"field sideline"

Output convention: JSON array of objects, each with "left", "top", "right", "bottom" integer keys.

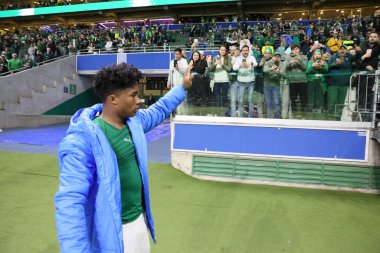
[{"left": 1, "top": 151, "right": 380, "bottom": 253}]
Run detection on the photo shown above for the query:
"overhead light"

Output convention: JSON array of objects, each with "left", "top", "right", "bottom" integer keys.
[
  {"left": 302, "top": 12, "right": 305, "bottom": 15},
  {"left": 357, "top": 9, "right": 361, "bottom": 12},
  {"left": 341, "top": 10, "right": 344, "bottom": 13},
  {"left": 279, "top": 13, "right": 282, "bottom": 16},
  {"left": 318, "top": 17, "right": 321, "bottom": 20},
  {"left": 299, "top": 18, "right": 302, "bottom": 20},
  {"left": 320, "top": 10, "right": 323, "bottom": 14},
  {"left": 336, "top": 9, "right": 339, "bottom": 12}
]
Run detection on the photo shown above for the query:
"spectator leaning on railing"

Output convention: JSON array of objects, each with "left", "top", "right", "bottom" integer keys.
[{"left": 8, "top": 53, "right": 22, "bottom": 71}]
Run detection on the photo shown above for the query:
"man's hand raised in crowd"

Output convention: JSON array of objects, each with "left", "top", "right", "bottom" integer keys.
[{"left": 182, "top": 61, "right": 194, "bottom": 90}]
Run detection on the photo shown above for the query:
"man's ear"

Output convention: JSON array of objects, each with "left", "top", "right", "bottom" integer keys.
[{"left": 107, "top": 94, "right": 117, "bottom": 105}]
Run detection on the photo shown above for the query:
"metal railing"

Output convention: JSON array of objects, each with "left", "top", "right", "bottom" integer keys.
[
  {"left": 347, "top": 71, "right": 380, "bottom": 128},
  {"left": 0, "top": 54, "right": 70, "bottom": 77},
  {"left": 77, "top": 45, "right": 221, "bottom": 54}
]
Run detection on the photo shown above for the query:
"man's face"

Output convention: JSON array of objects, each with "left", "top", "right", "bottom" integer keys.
[
  {"left": 174, "top": 51, "right": 181, "bottom": 60},
  {"left": 273, "top": 55, "right": 281, "bottom": 62},
  {"left": 113, "top": 83, "right": 141, "bottom": 118},
  {"left": 292, "top": 47, "right": 300, "bottom": 55},
  {"left": 12, "top": 53, "right": 17, "bottom": 59},
  {"left": 264, "top": 53, "right": 271, "bottom": 60},
  {"left": 338, "top": 47, "right": 347, "bottom": 55},
  {"left": 369, "top": 33, "right": 379, "bottom": 44},
  {"left": 242, "top": 47, "right": 249, "bottom": 58}
]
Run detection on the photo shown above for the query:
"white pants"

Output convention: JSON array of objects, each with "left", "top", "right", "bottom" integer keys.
[{"left": 122, "top": 213, "right": 150, "bottom": 253}]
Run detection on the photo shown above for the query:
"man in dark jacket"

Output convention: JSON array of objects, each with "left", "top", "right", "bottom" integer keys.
[{"left": 327, "top": 45, "right": 352, "bottom": 116}]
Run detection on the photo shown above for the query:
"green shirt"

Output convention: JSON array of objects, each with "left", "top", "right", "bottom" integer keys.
[
  {"left": 8, "top": 58, "right": 22, "bottom": 71},
  {"left": 93, "top": 117, "right": 143, "bottom": 224}
]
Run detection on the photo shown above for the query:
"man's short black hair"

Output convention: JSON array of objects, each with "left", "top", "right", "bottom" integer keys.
[
  {"left": 94, "top": 63, "right": 143, "bottom": 102},
  {"left": 241, "top": 45, "right": 250, "bottom": 50},
  {"left": 174, "top": 48, "right": 182, "bottom": 54},
  {"left": 291, "top": 44, "right": 300, "bottom": 50}
]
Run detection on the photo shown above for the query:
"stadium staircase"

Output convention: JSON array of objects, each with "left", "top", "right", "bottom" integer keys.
[{"left": 0, "top": 56, "right": 93, "bottom": 129}]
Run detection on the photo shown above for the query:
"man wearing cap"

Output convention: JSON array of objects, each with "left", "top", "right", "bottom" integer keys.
[
  {"left": 327, "top": 32, "right": 343, "bottom": 54},
  {"left": 327, "top": 45, "right": 352, "bottom": 117},
  {"left": 284, "top": 44, "right": 308, "bottom": 114},
  {"left": 342, "top": 34, "right": 355, "bottom": 51},
  {"left": 263, "top": 51, "right": 284, "bottom": 118}
]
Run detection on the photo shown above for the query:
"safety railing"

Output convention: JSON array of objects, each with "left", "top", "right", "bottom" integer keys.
[
  {"left": 77, "top": 45, "right": 221, "bottom": 54},
  {"left": 0, "top": 54, "right": 70, "bottom": 77},
  {"left": 347, "top": 71, "right": 380, "bottom": 128}
]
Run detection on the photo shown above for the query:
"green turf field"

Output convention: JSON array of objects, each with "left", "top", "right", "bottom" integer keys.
[{"left": 1, "top": 151, "right": 380, "bottom": 253}]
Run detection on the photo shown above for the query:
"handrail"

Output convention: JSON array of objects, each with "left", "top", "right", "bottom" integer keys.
[
  {"left": 77, "top": 45, "right": 221, "bottom": 54},
  {"left": 348, "top": 71, "right": 380, "bottom": 126},
  {"left": 0, "top": 54, "right": 70, "bottom": 77}
]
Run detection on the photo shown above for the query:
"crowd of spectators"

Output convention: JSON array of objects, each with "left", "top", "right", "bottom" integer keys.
[
  {"left": 0, "top": 24, "right": 180, "bottom": 74},
  {"left": 0, "top": 0, "right": 74, "bottom": 10},
  {"left": 1, "top": 15, "right": 379, "bottom": 121},
  {"left": 168, "top": 16, "right": 380, "bottom": 120}
]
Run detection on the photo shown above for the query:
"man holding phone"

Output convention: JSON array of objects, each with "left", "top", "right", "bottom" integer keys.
[
  {"left": 167, "top": 48, "right": 189, "bottom": 115},
  {"left": 233, "top": 45, "right": 258, "bottom": 117}
]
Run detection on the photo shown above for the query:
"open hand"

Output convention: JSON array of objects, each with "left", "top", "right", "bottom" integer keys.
[{"left": 182, "top": 62, "right": 194, "bottom": 90}]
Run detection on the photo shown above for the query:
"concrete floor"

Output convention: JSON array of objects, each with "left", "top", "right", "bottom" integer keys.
[{"left": 0, "top": 121, "right": 172, "bottom": 163}]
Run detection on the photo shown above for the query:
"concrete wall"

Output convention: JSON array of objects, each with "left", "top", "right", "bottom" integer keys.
[{"left": 0, "top": 56, "right": 93, "bottom": 129}]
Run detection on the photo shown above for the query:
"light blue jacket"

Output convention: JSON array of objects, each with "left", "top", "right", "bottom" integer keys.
[{"left": 55, "top": 86, "right": 186, "bottom": 253}]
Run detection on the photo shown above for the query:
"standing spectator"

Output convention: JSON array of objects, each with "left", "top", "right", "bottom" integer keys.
[
  {"left": 292, "top": 30, "right": 301, "bottom": 46},
  {"left": 261, "top": 40, "right": 274, "bottom": 55},
  {"left": 354, "top": 32, "right": 380, "bottom": 119},
  {"left": 254, "top": 30, "right": 265, "bottom": 50},
  {"left": 197, "top": 37, "right": 208, "bottom": 49},
  {"left": 229, "top": 45, "right": 240, "bottom": 117},
  {"left": 327, "top": 45, "right": 352, "bottom": 116},
  {"left": 185, "top": 37, "right": 193, "bottom": 49},
  {"left": 167, "top": 48, "right": 188, "bottom": 115},
  {"left": 265, "top": 30, "right": 275, "bottom": 46},
  {"left": 306, "top": 49, "right": 328, "bottom": 112},
  {"left": 22, "top": 53, "right": 33, "bottom": 68},
  {"left": 254, "top": 48, "right": 269, "bottom": 118},
  {"left": 44, "top": 47, "right": 55, "bottom": 61},
  {"left": 284, "top": 44, "right": 308, "bottom": 113},
  {"left": 342, "top": 34, "right": 355, "bottom": 50},
  {"left": 208, "top": 45, "right": 232, "bottom": 106},
  {"left": 0, "top": 55, "right": 8, "bottom": 73},
  {"left": 357, "top": 32, "right": 380, "bottom": 71},
  {"left": 28, "top": 43, "right": 37, "bottom": 62},
  {"left": 147, "top": 94, "right": 156, "bottom": 107},
  {"left": 263, "top": 51, "right": 284, "bottom": 118},
  {"left": 188, "top": 51, "right": 208, "bottom": 105},
  {"left": 8, "top": 53, "right": 22, "bottom": 71},
  {"left": 233, "top": 45, "right": 258, "bottom": 117},
  {"left": 327, "top": 32, "right": 343, "bottom": 54}
]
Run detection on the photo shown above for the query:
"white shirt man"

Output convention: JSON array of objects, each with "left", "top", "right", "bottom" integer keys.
[
  {"left": 167, "top": 48, "right": 188, "bottom": 88},
  {"left": 233, "top": 45, "right": 258, "bottom": 83},
  {"left": 167, "top": 48, "right": 189, "bottom": 115}
]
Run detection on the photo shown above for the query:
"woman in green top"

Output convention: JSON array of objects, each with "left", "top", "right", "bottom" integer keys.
[
  {"left": 306, "top": 49, "right": 328, "bottom": 112},
  {"left": 208, "top": 45, "right": 232, "bottom": 106}
]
